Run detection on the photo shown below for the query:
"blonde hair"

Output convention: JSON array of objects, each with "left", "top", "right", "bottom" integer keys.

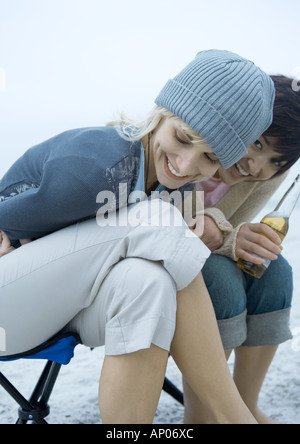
[{"left": 106, "top": 105, "right": 204, "bottom": 145}]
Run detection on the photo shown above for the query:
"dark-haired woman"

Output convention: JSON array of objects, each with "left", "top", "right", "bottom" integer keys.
[{"left": 184, "top": 75, "right": 300, "bottom": 424}]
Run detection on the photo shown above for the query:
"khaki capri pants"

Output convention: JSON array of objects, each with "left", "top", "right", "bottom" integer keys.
[{"left": 0, "top": 200, "right": 210, "bottom": 357}]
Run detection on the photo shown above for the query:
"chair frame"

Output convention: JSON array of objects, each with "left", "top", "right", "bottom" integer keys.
[
  {"left": 0, "top": 360, "right": 62, "bottom": 424},
  {"left": 0, "top": 348, "right": 183, "bottom": 424}
]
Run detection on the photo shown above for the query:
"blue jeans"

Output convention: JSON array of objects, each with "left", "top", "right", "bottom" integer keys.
[{"left": 202, "top": 254, "right": 293, "bottom": 350}]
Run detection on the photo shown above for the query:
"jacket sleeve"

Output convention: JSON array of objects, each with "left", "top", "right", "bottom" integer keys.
[{"left": 0, "top": 156, "right": 108, "bottom": 240}]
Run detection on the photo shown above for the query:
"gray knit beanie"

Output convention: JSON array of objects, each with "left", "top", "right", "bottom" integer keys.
[{"left": 155, "top": 49, "right": 275, "bottom": 169}]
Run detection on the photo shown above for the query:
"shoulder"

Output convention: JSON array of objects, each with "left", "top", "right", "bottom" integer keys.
[
  {"left": 221, "top": 171, "right": 289, "bottom": 201},
  {"left": 48, "top": 126, "right": 141, "bottom": 163},
  {"left": 238, "top": 171, "right": 289, "bottom": 196},
  {"left": 60, "top": 126, "right": 143, "bottom": 197}
]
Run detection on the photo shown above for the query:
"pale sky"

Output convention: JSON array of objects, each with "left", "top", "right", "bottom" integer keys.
[{"left": 0, "top": 0, "right": 299, "bottom": 181}]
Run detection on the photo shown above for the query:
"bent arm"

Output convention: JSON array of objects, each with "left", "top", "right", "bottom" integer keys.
[
  {"left": 0, "top": 156, "right": 106, "bottom": 240},
  {"left": 186, "top": 173, "right": 288, "bottom": 260}
]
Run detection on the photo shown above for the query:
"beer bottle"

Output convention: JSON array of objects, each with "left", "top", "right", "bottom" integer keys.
[{"left": 237, "top": 174, "right": 300, "bottom": 279}]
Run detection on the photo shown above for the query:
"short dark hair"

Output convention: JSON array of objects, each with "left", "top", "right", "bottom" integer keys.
[{"left": 264, "top": 75, "right": 300, "bottom": 176}]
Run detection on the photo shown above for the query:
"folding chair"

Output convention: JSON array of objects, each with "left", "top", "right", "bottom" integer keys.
[
  {"left": 0, "top": 332, "right": 183, "bottom": 424},
  {"left": 0, "top": 331, "right": 80, "bottom": 424}
]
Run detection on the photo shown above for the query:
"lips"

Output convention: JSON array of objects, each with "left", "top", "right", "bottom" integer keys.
[
  {"left": 232, "top": 162, "right": 250, "bottom": 177},
  {"left": 164, "top": 156, "right": 189, "bottom": 181}
]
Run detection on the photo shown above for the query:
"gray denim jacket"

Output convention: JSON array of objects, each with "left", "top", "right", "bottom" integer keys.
[{"left": 0, "top": 126, "right": 193, "bottom": 241}]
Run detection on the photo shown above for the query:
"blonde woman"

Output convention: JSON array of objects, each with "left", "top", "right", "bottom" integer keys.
[{"left": 0, "top": 50, "right": 274, "bottom": 423}]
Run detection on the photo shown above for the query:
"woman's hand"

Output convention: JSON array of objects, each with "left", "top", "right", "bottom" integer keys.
[
  {"left": 188, "top": 215, "right": 224, "bottom": 251},
  {"left": 236, "top": 223, "right": 283, "bottom": 264},
  {"left": 0, "top": 231, "right": 15, "bottom": 257},
  {"left": 0, "top": 231, "right": 32, "bottom": 258}
]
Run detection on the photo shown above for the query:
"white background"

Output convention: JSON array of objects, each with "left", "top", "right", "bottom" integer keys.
[{"left": 0, "top": 0, "right": 299, "bottom": 184}]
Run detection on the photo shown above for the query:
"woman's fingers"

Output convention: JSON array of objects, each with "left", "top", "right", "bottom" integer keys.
[
  {"left": 236, "top": 223, "right": 283, "bottom": 264},
  {"left": 0, "top": 231, "right": 15, "bottom": 257}
]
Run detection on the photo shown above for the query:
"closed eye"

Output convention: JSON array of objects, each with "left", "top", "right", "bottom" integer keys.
[
  {"left": 175, "top": 131, "right": 192, "bottom": 145},
  {"left": 204, "top": 153, "right": 219, "bottom": 165}
]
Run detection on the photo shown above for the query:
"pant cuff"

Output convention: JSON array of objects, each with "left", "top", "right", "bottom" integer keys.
[
  {"left": 105, "top": 316, "right": 176, "bottom": 356},
  {"left": 217, "top": 310, "right": 247, "bottom": 350},
  {"left": 242, "top": 307, "right": 292, "bottom": 347}
]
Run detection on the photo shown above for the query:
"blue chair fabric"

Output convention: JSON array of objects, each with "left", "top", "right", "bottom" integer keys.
[{"left": 0, "top": 331, "right": 81, "bottom": 365}]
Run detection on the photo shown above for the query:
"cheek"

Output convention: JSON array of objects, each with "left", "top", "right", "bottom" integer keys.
[
  {"left": 199, "top": 163, "right": 219, "bottom": 178},
  {"left": 218, "top": 167, "right": 240, "bottom": 184},
  {"left": 154, "top": 135, "right": 171, "bottom": 156},
  {"left": 261, "top": 165, "right": 278, "bottom": 180}
]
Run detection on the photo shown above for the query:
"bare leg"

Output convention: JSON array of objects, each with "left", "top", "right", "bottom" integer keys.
[
  {"left": 233, "top": 345, "right": 278, "bottom": 424},
  {"left": 171, "top": 273, "right": 256, "bottom": 424},
  {"left": 183, "top": 349, "right": 232, "bottom": 424},
  {"left": 99, "top": 344, "right": 169, "bottom": 424},
  {"left": 184, "top": 344, "right": 279, "bottom": 424}
]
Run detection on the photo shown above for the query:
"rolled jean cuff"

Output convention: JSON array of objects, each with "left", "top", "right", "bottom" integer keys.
[
  {"left": 217, "top": 308, "right": 292, "bottom": 350},
  {"left": 243, "top": 307, "right": 293, "bottom": 347},
  {"left": 217, "top": 310, "right": 247, "bottom": 350}
]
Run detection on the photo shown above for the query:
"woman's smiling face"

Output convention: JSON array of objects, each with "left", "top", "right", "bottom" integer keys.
[
  {"left": 147, "top": 117, "right": 221, "bottom": 189},
  {"left": 216, "top": 136, "right": 287, "bottom": 185}
]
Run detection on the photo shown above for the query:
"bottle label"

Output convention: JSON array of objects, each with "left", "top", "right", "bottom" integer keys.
[{"left": 249, "top": 253, "right": 271, "bottom": 269}]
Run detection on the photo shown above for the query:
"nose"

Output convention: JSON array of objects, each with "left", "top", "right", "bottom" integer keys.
[
  {"left": 247, "top": 154, "right": 268, "bottom": 176},
  {"left": 176, "top": 152, "right": 195, "bottom": 176}
]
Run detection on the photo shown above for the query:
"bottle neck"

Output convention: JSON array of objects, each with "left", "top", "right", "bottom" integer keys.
[{"left": 274, "top": 175, "right": 300, "bottom": 217}]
